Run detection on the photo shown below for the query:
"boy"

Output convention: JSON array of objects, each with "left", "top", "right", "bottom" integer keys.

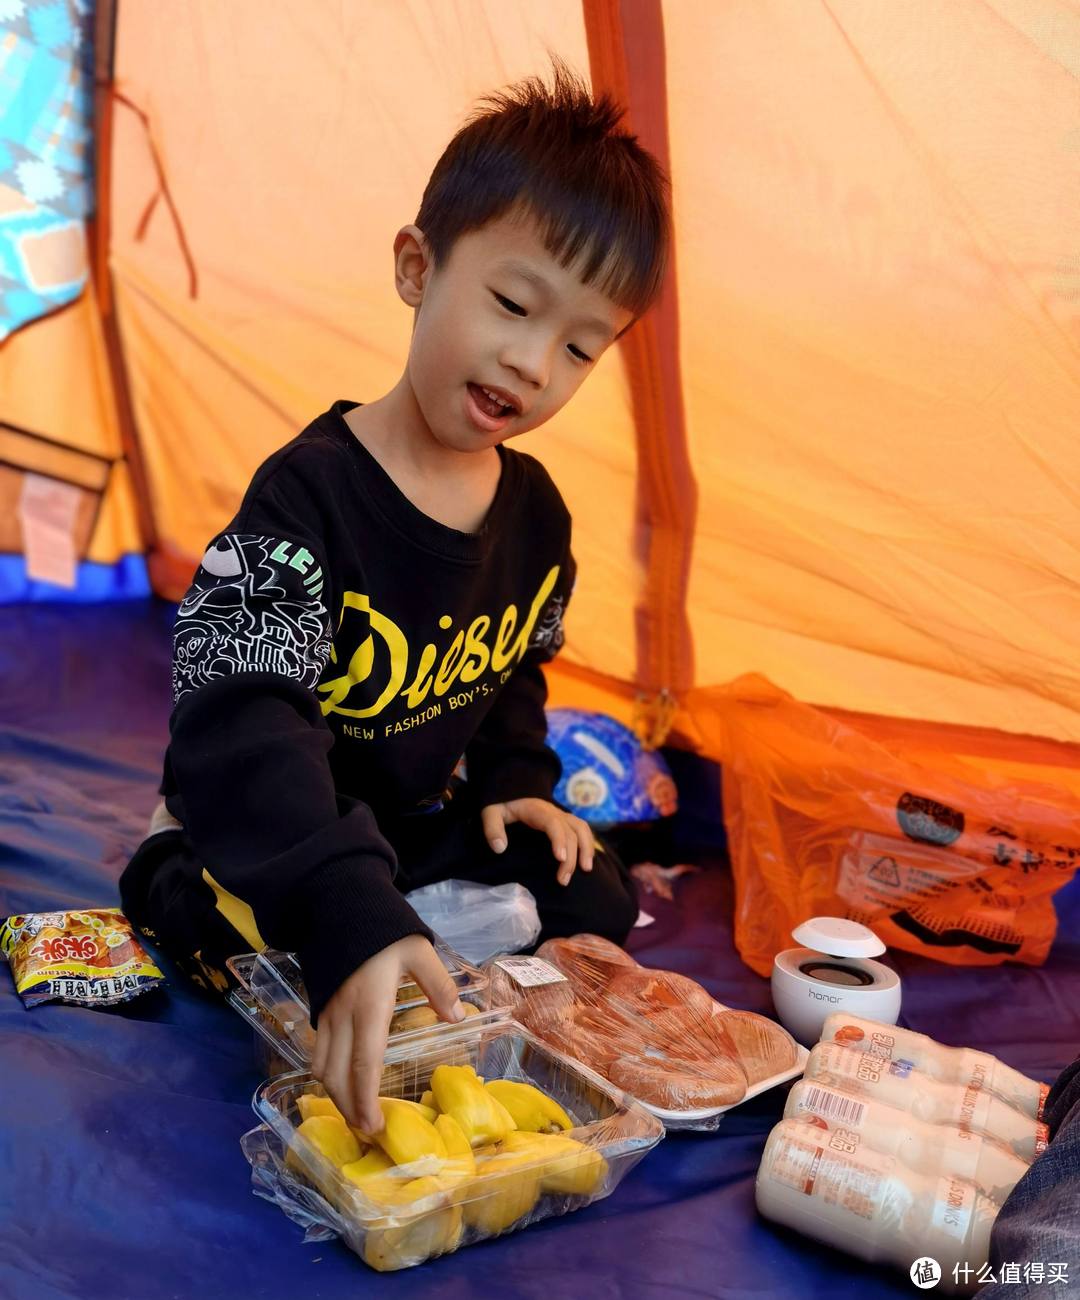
[{"left": 120, "top": 58, "right": 672, "bottom": 1134}]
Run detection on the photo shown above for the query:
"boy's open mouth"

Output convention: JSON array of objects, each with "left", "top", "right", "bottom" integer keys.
[{"left": 467, "top": 382, "right": 515, "bottom": 420}]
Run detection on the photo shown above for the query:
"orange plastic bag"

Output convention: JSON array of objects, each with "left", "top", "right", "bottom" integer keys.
[{"left": 683, "top": 677, "right": 1080, "bottom": 975}]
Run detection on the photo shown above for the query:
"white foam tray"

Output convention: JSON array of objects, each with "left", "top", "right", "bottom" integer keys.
[{"left": 635, "top": 1002, "right": 809, "bottom": 1125}]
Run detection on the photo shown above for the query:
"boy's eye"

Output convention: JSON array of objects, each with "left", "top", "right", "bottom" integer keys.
[
  {"left": 493, "top": 292, "right": 594, "bottom": 366},
  {"left": 493, "top": 292, "right": 526, "bottom": 316}
]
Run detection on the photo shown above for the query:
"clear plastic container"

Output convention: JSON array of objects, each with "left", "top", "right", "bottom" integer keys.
[
  {"left": 230, "top": 988, "right": 307, "bottom": 1076},
  {"left": 226, "top": 940, "right": 490, "bottom": 1066},
  {"left": 241, "top": 1009, "right": 665, "bottom": 1270}
]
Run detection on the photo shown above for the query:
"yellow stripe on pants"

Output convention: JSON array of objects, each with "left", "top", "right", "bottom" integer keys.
[{"left": 202, "top": 868, "right": 267, "bottom": 951}]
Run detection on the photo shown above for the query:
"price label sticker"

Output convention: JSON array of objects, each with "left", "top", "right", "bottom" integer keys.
[{"left": 494, "top": 956, "right": 567, "bottom": 988}]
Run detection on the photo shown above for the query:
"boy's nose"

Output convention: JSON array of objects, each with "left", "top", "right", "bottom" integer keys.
[{"left": 501, "top": 343, "right": 550, "bottom": 392}]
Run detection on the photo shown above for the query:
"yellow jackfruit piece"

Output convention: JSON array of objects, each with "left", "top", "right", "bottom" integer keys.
[
  {"left": 460, "top": 1149, "right": 542, "bottom": 1236},
  {"left": 420, "top": 1090, "right": 437, "bottom": 1111},
  {"left": 292, "top": 1115, "right": 364, "bottom": 1169},
  {"left": 286, "top": 1115, "right": 365, "bottom": 1201},
  {"left": 358, "top": 1098, "right": 447, "bottom": 1166},
  {"left": 431, "top": 1065, "right": 516, "bottom": 1147},
  {"left": 360, "top": 1176, "right": 463, "bottom": 1271},
  {"left": 484, "top": 1080, "right": 573, "bottom": 1133},
  {"left": 488, "top": 1092, "right": 518, "bottom": 1132},
  {"left": 395, "top": 1097, "right": 438, "bottom": 1123},
  {"left": 434, "top": 1113, "right": 476, "bottom": 1181},
  {"left": 500, "top": 1131, "right": 607, "bottom": 1197},
  {"left": 341, "top": 1148, "right": 395, "bottom": 1185},
  {"left": 296, "top": 1094, "right": 347, "bottom": 1124},
  {"left": 356, "top": 1170, "right": 436, "bottom": 1207}
]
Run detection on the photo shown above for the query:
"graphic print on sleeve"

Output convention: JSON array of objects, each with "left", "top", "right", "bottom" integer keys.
[
  {"left": 173, "top": 534, "right": 333, "bottom": 703},
  {"left": 530, "top": 591, "right": 567, "bottom": 656}
]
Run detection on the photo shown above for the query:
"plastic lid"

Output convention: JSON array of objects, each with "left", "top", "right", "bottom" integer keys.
[{"left": 791, "top": 916, "right": 887, "bottom": 958}]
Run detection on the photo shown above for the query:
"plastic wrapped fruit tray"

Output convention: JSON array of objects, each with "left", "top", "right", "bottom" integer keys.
[{"left": 241, "top": 1008, "right": 665, "bottom": 1271}]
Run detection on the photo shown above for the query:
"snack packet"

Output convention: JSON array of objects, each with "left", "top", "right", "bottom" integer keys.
[{"left": 1, "top": 907, "right": 165, "bottom": 1008}]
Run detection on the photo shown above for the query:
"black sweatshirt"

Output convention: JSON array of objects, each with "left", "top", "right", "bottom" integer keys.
[{"left": 161, "top": 399, "right": 574, "bottom": 1020}]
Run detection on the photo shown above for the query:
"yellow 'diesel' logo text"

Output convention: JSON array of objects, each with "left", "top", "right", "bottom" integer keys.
[{"left": 316, "top": 565, "right": 561, "bottom": 720}]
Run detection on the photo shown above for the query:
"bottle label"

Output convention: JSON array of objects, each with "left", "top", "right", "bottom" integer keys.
[
  {"left": 813, "top": 1043, "right": 995, "bottom": 1136},
  {"left": 812, "top": 1042, "right": 860, "bottom": 1078},
  {"left": 767, "top": 1134, "right": 889, "bottom": 1220},
  {"left": 955, "top": 1047, "right": 994, "bottom": 1095},
  {"left": 794, "top": 1083, "right": 993, "bottom": 1182},
  {"left": 793, "top": 1084, "right": 868, "bottom": 1130},
  {"left": 931, "top": 1173, "right": 975, "bottom": 1242},
  {"left": 952, "top": 1070, "right": 993, "bottom": 1136},
  {"left": 813, "top": 1042, "right": 896, "bottom": 1086}
]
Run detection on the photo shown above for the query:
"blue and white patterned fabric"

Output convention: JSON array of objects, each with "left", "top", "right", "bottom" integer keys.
[
  {"left": 0, "top": 0, "right": 94, "bottom": 340},
  {"left": 547, "top": 708, "right": 678, "bottom": 829}
]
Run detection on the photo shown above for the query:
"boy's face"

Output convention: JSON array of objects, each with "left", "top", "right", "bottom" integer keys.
[{"left": 395, "top": 209, "right": 635, "bottom": 453}]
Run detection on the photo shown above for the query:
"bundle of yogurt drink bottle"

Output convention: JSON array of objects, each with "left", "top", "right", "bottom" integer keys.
[{"left": 756, "top": 1013, "right": 1050, "bottom": 1295}]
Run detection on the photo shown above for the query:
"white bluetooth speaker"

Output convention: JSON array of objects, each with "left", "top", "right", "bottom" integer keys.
[{"left": 770, "top": 917, "right": 902, "bottom": 1048}]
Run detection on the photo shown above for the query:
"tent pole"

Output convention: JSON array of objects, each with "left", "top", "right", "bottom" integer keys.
[
  {"left": 89, "top": 0, "right": 163, "bottom": 583},
  {"left": 583, "top": 0, "right": 697, "bottom": 746}
]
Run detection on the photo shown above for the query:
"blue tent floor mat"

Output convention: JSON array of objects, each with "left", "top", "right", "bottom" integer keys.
[{"left": 2, "top": 602, "right": 1078, "bottom": 1300}]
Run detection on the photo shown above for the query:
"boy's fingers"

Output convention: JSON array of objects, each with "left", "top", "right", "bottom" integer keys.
[
  {"left": 574, "top": 819, "right": 595, "bottom": 872},
  {"left": 312, "top": 1018, "right": 330, "bottom": 1080},
  {"left": 481, "top": 804, "right": 508, "bottom": 854},
  {"left": 410, "top": 940, "right": 468, "bottom": 1025},
  {"left": 538, "top": 808, "right": 568, "bottom": 863},
  {"left": 556, "top": 818, "right": 578, "bottom": 886},
  {"left": 321, "top": 1014, "right": 357, "bottom": 1127},
  {"left": 350, "top": 998, "right": 394, "bottom": 1135}
]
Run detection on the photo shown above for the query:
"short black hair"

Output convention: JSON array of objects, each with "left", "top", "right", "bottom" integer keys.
[{"left": 415, "top": 54, "right": 672, "bottom": 333}]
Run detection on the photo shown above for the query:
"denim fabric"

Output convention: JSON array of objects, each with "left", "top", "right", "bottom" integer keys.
[{"left": 976, "top": 1054, "right": 1080, "bottom": 1298}]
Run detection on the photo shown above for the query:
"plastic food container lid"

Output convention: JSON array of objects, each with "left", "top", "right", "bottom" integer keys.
[
  {"left": 790, "top": 916, "right": 886, "bottom": 958},
  {"left": 226, "top": 939, "right": 489, "bottom": 1064}
]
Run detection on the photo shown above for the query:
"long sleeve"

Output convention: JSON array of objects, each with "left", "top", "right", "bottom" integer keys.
[
  {"left": 464, "top": 544, "right": 576, "bottom": 809},
  {"left": 166, "top": 493, "right": 431, "bottom": 1023}
]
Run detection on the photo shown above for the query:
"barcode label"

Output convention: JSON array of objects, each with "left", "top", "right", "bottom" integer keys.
[
  {"left": 494, "top": 957, "right": 568, "bottom": 988},
  {"left": 797, "top": 1085, "right": 866, "bottom": 1128}
]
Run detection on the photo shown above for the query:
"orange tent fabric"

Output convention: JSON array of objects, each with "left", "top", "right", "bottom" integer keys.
[{"left": 2, "top": 0, "right": 1078, "bottom": 749}]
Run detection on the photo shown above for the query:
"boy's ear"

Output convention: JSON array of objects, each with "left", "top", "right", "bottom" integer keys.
[{"left": 393, "top": 225, "right": 432, "bottom": 309}]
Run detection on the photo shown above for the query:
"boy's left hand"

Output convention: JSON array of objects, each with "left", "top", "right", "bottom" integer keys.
[{"left": 481, "top": 798, "right": 595, "bottom": 886}]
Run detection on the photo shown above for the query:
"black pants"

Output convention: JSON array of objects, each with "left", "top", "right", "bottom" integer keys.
[{"left": 119, "top": 784, "right": 640, "bottom": 998}]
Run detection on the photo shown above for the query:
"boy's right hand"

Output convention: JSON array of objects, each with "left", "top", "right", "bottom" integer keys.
[{"left": 311, "top": 933, "right": 467, "bottom": 1133}]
